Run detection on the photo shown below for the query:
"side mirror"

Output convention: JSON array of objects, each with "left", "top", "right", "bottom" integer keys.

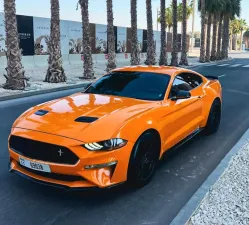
[{"left": 171, "top": 90, "right": 191, "bottom": 101}]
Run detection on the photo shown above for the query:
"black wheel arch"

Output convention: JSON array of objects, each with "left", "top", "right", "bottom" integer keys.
[
  {"left": 134, "top": 128, "right": 161, "bottom": 159},
  {"left": 212, "top": 97, "right": 222, "bottom": 112},
  {"left": 127, "top": 128, "right": 162, "bottom": 187}
]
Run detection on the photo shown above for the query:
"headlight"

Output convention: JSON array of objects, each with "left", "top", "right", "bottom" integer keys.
[{"left": 83, "top": 138, "right": 127, "bottom": 151}]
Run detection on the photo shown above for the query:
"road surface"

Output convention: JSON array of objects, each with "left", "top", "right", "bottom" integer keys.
[{"left": 1, "top": 53, "right": 249, "bottom": 225}]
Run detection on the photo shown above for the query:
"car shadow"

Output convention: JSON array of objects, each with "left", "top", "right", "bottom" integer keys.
[
  {"left": 158, "top": 132, "right": 204, "bottom": 168},
  {"left": 8, "top": 171, "right": 137, "bottom": 206}
]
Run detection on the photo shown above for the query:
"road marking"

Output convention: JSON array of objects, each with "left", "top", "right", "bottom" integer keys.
[
  {"left": 226, "top": 89, "right": 249, "bottom": 96},
  {"left": 204, "top": 64, "right": 215, "bottom": 67},
  {"left": 218, "top": 74, "right": 226, "bottom": 78},
  {"left": 217, "top": 64, "right": 230, "bottom": 67},
  {"left": 242, "top": 65, "right": 249, "bottom": 68},
  {"left": 229, "top": 64, "right": 242, "bottom": 67}
]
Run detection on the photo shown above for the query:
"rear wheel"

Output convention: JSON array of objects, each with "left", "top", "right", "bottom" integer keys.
[
  {"left": 127, "top": 131, "right": 160, "bottom": 188},
  {"left": 204, "top": 99, "right": 221, "bottom": 135}
]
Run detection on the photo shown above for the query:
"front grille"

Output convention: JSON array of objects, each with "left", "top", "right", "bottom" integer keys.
[
  {"left": 9, "top": 135, "right": 79, "bottom": 165},
  {"left": 19, "top": 164, "right": 85, "bottom": 182}
]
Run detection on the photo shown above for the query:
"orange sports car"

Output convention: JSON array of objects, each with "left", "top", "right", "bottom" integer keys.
[{"left": 8, "top": 66, "right": 222, "bottom": 190}]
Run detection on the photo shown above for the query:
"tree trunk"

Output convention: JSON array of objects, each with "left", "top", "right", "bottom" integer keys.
[
  {"left": 79, "top": 0, "right": 94, "bottom": 79},
  {"left": 170, "top": 0, "right": 178, "bottom": 66},
  {"left": 130, "top": 0, "right": 140, "bottom": 65},
  {"left": 224, "top": 16, "right": 230, "bottom": 59},
  {"left": 216, "top": 14, "right": 223, "bottom": 60},
  {"left": 179, "top": 0, "right": 188, "bottom": 66},
  {"left": 45, "top": 0, "right": 66, "bottom": 83},
  {"left": 199, "top": 0, "right": 206, "bottom": 63},
  {"left": 221, "top": 14, "right": 228, "bottom": 59},
  {"left": 3, "top": 0, "right": 28, "bottom": 90},
  {"left": 159, "top": 0, "right": 167, "bottom": 66},
  {"left": 205, "top": 13, "right": 211, "bottom": 62},
  {"left": 240, "top": 31, "right": 243, "bottom": 51},
  {"left": 145, "top": 0, "right": 156, "bottom": 65},
  {"left": 229, "top": 33, "right": 233, "bottom": 50},
  {"left": 106, "top": 0, "right": 116, "bottom": 72},
  {"left": 235, "top": 34, "right": 238, "bottom": 51},
  {"left": 210, "top": 15, "right": 217, "bottom": 61}
]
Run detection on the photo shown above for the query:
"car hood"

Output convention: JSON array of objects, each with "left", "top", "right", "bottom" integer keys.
[{"left": 13, "top": 93, "right": 157, "bottom": 142}]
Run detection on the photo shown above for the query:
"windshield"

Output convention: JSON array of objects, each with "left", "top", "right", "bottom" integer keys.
[{"left": 85, "top": 71, "right": 171, "bottom": 101}]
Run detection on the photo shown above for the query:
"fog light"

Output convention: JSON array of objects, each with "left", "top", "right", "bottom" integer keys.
[{"left": 84, "top": 161, "right": 117, "bottom": 170}]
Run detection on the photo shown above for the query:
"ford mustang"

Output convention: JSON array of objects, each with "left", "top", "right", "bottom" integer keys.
[{"left": 8, "top": 66, "right": 222, "bottom": 190}]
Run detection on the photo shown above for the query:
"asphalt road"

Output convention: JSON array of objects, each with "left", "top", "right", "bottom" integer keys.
[{"left": 1, "top": 53, "right": 249, "bottom": 225}]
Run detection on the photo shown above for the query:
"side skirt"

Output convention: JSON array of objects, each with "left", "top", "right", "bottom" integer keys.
[{"left": 162, "top": 128, "right": 204, "bottom": 158}]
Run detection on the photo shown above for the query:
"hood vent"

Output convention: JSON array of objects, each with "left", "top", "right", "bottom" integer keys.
[
  {"left": 35, "top": 110, "right": 49, "bottom": 116},
  {"left": 75, "top": 116, "right": 98, "bottom": 123}
]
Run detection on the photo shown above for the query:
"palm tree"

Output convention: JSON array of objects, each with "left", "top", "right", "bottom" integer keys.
[
  {"left": 165, "top": 7, "right": 173, "bottom": 32},
  {"left": 230, "top": 19, "right": 240, "bottom": 51},
  {"left": 171, "top": 0, "right": 178, "bottom": 66},
  {"left": 78, "top": 0, "right": 94, "bottom": 79},
  {"left": 221, "top": 0, "right": 241, "bottom": 59},
  {"left": 3, "top": 0, "right": 28, "bottom": 90},
  {"left": 159, "top": 0, "right": 167, "bottom": 66},
  {"left": 45, "top": 0, "right": 66, "bottom": 83},
  {"left": 221, "top": 14, "right": 228, "bottom": 59},
  {"left": 210, "top": 15, "right": 218, "bottom": 61},
  {"left": 157, "top": 6, "right": 173, "bottom": 32},
  {"left": 205, "top": 12, "right": 211, "bottom": 62},
  {"left": 217, "top": 13, "right": 224, "bottom": 60},
  {"left": 179, "top": 0, "right": 189, "bottom": 66},
  {"left": 199, "top": 0, "right": 206, "bottom": 63},
  {"left": 238, "top": 19, "right": 247, "bottom": 50},
  {"left": 177, "top": 1, "right": 193, "bottom": 31},
  {"left": 106, "top": 0, "right": 116, "bottom": 72},
  {"left": 145, "top": 0, "right": 156, "bottom": 65},
  {"left": 130, "top": 0, "right": 140, "bottom": 65},
  {"left": 209, "top": 0, "right": 225, "bottom": 61},
  {"left": 244, "top": 30, "right": 249, "bottom": 48}
]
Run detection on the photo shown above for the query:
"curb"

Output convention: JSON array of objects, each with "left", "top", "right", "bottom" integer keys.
[
  {"left": 170, "top": 127, "right": 249, "bottom": 225},
  {"left": 182, "top": 57, "right": 233, "bottom": 69},
  {"left": 0, "top": 83, "right": 88, "bottom": 102}
]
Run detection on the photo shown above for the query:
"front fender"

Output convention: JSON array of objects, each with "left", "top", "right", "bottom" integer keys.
[{"left": 113, "top": 107, "right": 163, "bottom": 146}]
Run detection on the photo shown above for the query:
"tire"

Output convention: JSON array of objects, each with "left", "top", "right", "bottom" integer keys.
[
  {"left": 127, "top": 131, "right": 160, "bottom": 188},
  {"left": 204, "top": 99, "right": 221, "bottom": 135}
]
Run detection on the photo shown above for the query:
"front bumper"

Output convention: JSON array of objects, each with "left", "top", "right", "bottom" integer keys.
[
  {"left": 9, "top": 128, "right": 134, "bottom": 190},
  {"left": 9, "top": 166, "right": 124, "bottom": 191}
]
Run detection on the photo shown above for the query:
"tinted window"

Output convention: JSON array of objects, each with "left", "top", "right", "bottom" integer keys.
[
  {"left": 169, "top": 73, "right": 203, "bottom": 98},
  {"left": 85, "top": 72, "right": 171, "bottom": 101}
]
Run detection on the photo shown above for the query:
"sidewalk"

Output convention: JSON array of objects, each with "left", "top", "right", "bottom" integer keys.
[
  {"left": 170, "top": 128, "right": 249, "bottom": 225},
  {"left": 189, "top": 140, "right": 249, "bottom": 225}
]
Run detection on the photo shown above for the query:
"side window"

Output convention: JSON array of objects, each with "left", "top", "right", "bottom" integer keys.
[{"left": 169, "top": 73, "right": 203, "bottom": 98}]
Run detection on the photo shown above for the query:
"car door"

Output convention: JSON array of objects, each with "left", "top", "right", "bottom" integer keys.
[{"left": 163, "top": 72, "right": 205, "bottom": 149}]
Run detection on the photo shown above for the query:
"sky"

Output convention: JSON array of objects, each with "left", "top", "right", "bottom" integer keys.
[{"left": 0, "top": 0, "right": 249, "bottom": 32}]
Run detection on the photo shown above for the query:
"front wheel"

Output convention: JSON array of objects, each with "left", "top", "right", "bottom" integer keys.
[
  {"left": 127, "top": 131, "right": 160, "bottom": 188},
  {"left": 204, "top": 99, "right": 221, "bottom": 135}
]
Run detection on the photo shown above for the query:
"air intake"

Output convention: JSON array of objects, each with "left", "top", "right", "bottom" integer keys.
[
  {"left": 35, "top": 110, "right": 49, "bottom": 116},
  {"left": 75, "top": 116, "right": 98, "bottom": 123}
]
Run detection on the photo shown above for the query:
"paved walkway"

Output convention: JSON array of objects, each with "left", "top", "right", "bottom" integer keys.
[{"left": 189, "top": 141, "right": 249, "bottom": 225}]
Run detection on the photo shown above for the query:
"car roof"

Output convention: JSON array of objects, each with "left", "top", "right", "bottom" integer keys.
[{"left": 112, "top": 65, "right": 188, "bottom": 77}]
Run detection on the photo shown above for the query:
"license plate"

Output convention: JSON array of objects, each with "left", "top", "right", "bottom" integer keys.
[{"left": 19, "top": 157, "right": 51, "bottom": 173}]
